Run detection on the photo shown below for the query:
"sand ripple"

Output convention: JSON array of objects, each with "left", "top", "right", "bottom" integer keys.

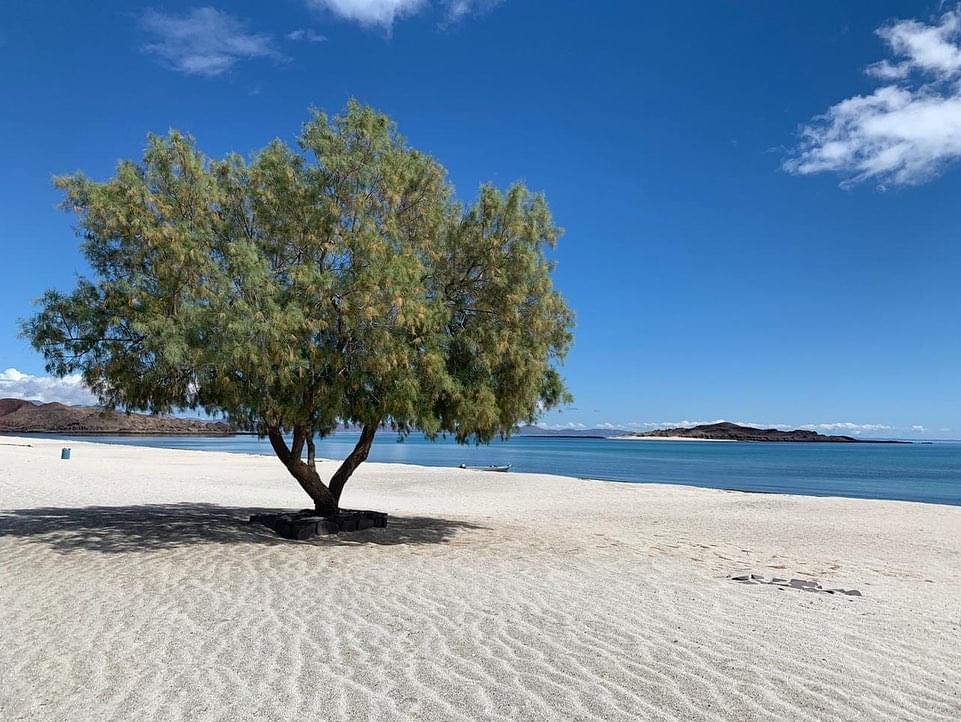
[{"left": 2, "top": 439, "right": 960, "bottom": 720}]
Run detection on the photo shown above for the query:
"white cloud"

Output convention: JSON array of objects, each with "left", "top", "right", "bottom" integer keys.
[
  {"left": 648, "top": 419, "right": 727, "bottom": 428},
  {"left": 867, "top": 10, "right": 961, "bottom": 80},
  {"left": 287, "top": 28, "right": 328, "bottom": 43},
  {"left": 142, "top": 7, "right": 284, "bottom": 77},
  {"left": 307, "top": 0, "right": 427, "bottom": 28},
  {"left": 540, "top": 422, "right": 588, "bottom": 430},
  {"left": 442, "top": 0, "right": 502, "bottom": 25},
  {"left": 0, "top": 368, "right": 97, "bottom": 406},
  {"left": 798, "top": 422, "right": 893, "bottom": 434},
  {"left": 785, "top": 6, "right": 961, "bottom": 187},
  {"left": 305, "top": 0, "right": 501, "bottom": 30}
]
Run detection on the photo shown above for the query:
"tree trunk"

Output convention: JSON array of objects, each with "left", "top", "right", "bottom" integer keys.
[
  {"left": 266, "top": 425, "right": 338, "bottom": 515},
  {"left": 328, "top": 423, "right": 377, "bottom": 505}
]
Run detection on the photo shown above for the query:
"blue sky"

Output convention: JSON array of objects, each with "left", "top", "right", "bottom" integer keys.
[{"left": 2, "top": 1, "right": 961, "bottom": 438}]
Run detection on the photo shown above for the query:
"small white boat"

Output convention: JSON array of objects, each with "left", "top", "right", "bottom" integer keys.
[{"left": 459, "top": 464, "right": 512, "bottom": 472}]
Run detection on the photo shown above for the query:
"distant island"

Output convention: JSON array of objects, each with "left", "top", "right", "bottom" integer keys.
[
  {"left": 0, "top": 399, "right": 232, "bottom": 435},
  {"left": 621, "top": 422, "right": 897, "bottom": 443}
]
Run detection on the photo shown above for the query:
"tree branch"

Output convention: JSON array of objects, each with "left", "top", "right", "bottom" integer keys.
[{"left": 328, "top": 423, "right": 377, "bottom": 503}]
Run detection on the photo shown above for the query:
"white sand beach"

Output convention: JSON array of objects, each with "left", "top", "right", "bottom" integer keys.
[{"left": 1, "top": 437, "right": 960, "bottom": 721}]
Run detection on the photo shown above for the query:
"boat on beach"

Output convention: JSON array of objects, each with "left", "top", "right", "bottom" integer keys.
[{"left": 459, "top": 463, "right": 512, "bottom": 472}]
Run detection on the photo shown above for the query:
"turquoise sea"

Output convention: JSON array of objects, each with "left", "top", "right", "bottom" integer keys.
[{"left": 21, "top": 431, "right": 961, "bottom": 506}]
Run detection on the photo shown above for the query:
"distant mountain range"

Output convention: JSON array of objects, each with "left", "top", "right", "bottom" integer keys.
[
  {"left": 0, "top": 403, "right": 900, "bottom": 443},
  {"left": 625, "top": 422, "right": 893, "bottom": 443},
  {"left": 0, "top": 403, "right": 622, "bottom": 438},
  {"left": 514, "top": 425, "right": 627, "bottom": 438},
  {"left": 0, "top": 399, "right": 232, "bottom": 435}
]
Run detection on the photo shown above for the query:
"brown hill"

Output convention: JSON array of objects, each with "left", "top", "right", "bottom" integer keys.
[
  {"left": 0, "top": 398, "right": 33, "bottom": 417},
  {"left": 0, "top": 399, "right": 233, "bottom": 435},
  {"left": 632, "top": 422, "right": 861, "bottom": 442}
]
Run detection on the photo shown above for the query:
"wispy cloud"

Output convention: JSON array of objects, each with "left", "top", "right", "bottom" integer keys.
[
  {"left": 0, "top": 368, "right": 97, "bottom": 406},
  {"left": 287, "top": 28, "right": 328, "bottom": 43},
  {"left": 441, "top": 0, "right": 503, "bottom": 26},
  {"left": 305, "top": 0, "right": 501, "bottom": 30},
  {"left": 798, "top": 422, "right": 893, "bottom": 434},
  {"left": 785, "top": 5, "right": 961, "bottom": 187},
  {"left": 142, "top": 7, "right": 284, "bottom": 77}
]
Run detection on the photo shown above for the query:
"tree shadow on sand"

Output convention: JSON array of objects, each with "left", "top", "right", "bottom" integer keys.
[{"left": 0, "top": 503, "right": 487, "bottom": 554}]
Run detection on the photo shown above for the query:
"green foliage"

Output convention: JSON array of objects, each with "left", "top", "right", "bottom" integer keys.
[{"left": 24, "top": 101, "right": 573, "bottom": 458}]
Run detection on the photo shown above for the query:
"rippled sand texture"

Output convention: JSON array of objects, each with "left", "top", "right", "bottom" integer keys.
[{"left": 1, "top": 438, "right": 960, "bottom": 721}]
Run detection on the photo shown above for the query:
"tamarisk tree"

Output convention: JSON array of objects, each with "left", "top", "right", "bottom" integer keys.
[{"left": 24, "top": 102, "right": 573, "bottom": 515}]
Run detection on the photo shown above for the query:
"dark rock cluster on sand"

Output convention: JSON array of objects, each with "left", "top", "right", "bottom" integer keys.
[
  {"left": 731, "top": 573, "right": 862, "bottom": 596},
  {"left": 250, "top": 509, "right": 389, "bottom": 540}
]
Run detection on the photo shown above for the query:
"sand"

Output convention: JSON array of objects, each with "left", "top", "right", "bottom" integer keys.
[{"left": 1, "top": 437, "right": 959, "bottom": 721}]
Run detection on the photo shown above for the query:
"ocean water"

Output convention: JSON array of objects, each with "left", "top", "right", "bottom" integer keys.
[{"left": 22, "top": 431, "right": 961, "bottom": 506}]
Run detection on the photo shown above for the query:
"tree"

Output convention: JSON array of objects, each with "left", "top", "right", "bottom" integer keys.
[{"left": 23, "top": 101, "right": 574, "bottom": 515}]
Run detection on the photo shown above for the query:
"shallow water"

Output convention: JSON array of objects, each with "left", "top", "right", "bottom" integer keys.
[{"left": 17, "top": 431, "right": 961, "bottom": 506}]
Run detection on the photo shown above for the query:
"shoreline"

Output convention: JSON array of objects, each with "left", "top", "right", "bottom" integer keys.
[
  {"left": 2, "top": 434, "right": 958, "bottom": 510},
  {"left": 2, "top": 434, "right": 957, "bottom": 508}
]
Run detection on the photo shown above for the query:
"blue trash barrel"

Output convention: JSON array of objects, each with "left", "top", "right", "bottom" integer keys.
[{"left": 61, "top": 448, "right": 71, "bottom": 460}]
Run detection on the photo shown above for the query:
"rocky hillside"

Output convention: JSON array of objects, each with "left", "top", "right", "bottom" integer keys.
[
  {"left": 0, "top": 399, "right": 232, "bottom": 434},
  {"left": 631, "top": 422, "right": 861, "bottom": 442}
]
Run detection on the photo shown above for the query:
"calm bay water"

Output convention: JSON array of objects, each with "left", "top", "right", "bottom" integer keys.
[{"left": 22, "top": 431, "right": 961, "bottom": 506}]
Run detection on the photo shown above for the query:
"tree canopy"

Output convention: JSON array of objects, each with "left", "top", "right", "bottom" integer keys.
[{"left": 24, "top": 101, "right": 574, "bottom": 513}]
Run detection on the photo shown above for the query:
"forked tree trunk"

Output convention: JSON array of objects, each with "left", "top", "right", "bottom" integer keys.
[
  {"left": 266, "top": 423, "right": 377, "bottom": 516},
  {"left": 266, "top": 425, "right": 338, "bottom": 515},
  {"left": 329, "top": 424, "right": 377, "bottom": 504}
]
